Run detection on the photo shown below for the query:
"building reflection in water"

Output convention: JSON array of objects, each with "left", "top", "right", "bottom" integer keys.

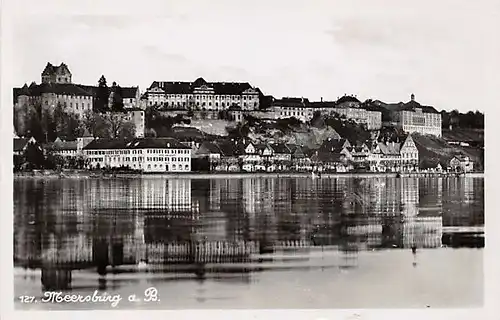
[{"left": 14, "top": 176, "right": 484, "bottom": 289}]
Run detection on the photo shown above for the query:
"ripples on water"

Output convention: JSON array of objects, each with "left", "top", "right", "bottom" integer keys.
[{"left": 13, "top": 176, "right": 484, "bottom": 309}]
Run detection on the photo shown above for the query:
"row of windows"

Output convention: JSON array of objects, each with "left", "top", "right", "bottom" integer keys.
[
  {"left": 90, "top": 156, "right": 190, "bottom": 162},
  {"left": 162, "top": 101, "right": 258, "bottom": 108},
  {"left": 147, "top": 157, "right": 190, "bottom": 162},
  {"left": 281, "top": 111, "right": 306, "bottom": 117},
  {"left": 147, "top": 149, "right": 189, "bottom": 154},
  {"left": 157, "top": 94, "right": 257, "bottom": 100},
  {"left": 55, "top": 94, "right": 91, "bottom": 100},
  {"left": 147, "top": 164, "right": 189, "bottom": 170},
  {"left": 87, "top": 149, "right": 189, "bottom": 155}
]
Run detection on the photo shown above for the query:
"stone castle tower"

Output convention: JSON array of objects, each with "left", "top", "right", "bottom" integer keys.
[{"left": 41, "top": 62, "right": 72, "bottom": 84}]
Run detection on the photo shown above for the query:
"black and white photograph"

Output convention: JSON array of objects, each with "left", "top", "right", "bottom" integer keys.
[{"left": 1, "top": 0, "right": 497, "bottom": 318}]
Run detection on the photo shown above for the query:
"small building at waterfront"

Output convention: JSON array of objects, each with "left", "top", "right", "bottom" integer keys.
[
  {"left": 449, "top": 155, "right": 474, "bottom": 173},
  {"left": 83, "top": 137, "right": 191, "bottom": 172}
]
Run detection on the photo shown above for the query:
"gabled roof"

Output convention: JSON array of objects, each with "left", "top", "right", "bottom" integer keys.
[
  {"left": 376, "top": 142, "right": 401, "bottom": 155},
  {"left": 42, "top": 62, "right": 72, "bottom": 76}
]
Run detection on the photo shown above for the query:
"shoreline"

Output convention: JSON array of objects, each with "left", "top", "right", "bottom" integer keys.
[{"left": 13, "top": 170, "right": 484, "bottom": 180}]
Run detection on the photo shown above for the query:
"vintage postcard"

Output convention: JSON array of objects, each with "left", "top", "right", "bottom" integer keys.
[{"left": 1, "top": 0, "right": 498, "bottom": 319}]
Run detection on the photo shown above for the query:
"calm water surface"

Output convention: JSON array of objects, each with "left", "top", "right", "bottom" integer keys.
[{"left": 14, "top": 176, "right": 484, "bottom": 309}]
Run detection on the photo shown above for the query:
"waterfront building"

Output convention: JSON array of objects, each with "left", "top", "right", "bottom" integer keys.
[
  {"left": 369, "top": 141, "right": 402, "bottom": 172},
  {"left": 449, "top": 155, "right": 474, "bottom": 172},
  {"left": 83, "top": 137, "right": 191, "bottom": 172},
  {"left": 349, "top": 143, "right": 371, "bottom": 165},
  {"left": 310, "top": 151, "right": 350, "bottom": 172},
  {"left": 144, "top": 77, "right": 260, "bottom": 110},
  {"left": 394, "top": 94, "right": 442, "bottom": 137},
  {"left": 44, "top": 137, "right": 78, "bottom": 159},
  {"left": 287, "top": 144, "right": 312, "bottom": 171},
  {"left": 399, "top": 134, "right": 419, "bottom": 172}
]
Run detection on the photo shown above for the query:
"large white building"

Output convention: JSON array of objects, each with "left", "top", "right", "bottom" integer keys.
[
  {"left": 395, "top": 94, "right": 442, "bottom": 137},
  {"left": 270, "top": 96, "right": 382, "bottom": 130},
  {"left": 83, "top": 137, "right": 192, "bottom": 172},
  {"left": 145, "top": 77, "right": 260, "bottom": 111}
]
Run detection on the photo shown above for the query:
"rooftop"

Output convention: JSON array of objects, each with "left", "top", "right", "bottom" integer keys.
[{"left": 83, "top": 137, "right": 190, "bottom": 150}]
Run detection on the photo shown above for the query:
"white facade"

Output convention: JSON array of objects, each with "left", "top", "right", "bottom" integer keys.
[
  {"left": 399, "top": 109, "right": 442, "bottom": 137},
  {"left": 84, "top": 139, "right": 192, "bottom": 173},
  {"left": 145, "top": 80, "right": 260, "bottom": 111}
]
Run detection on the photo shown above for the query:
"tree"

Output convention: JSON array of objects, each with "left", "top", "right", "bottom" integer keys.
[
  {"left": 82, "top": 110, "right": 109, "bottom": 138},
  {"left": 24, "top": 143, "right": 45, "bottom": 170},
  {"left": 26, "top": 107, "right": 44, "bottom": 142},
  {"left": 95, "top": 75, "right": 109, "bottom": 112},
  {"left": 111, "top": 81, "right": 125, "bottom": 112},
  {"left": 145, "top": 128, "right": 157, "bottom": 138},
  {"left": 117, "top": 121, "right": 136, "bottom": 139}
]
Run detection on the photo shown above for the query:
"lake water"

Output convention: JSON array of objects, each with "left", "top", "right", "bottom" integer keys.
[{"left": 13, "top": 176, "right": 484, "bottom": 309}]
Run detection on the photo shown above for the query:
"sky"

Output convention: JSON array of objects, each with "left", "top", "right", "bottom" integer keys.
[{"left": 4, "top": 0, "right": 499, "bottom": 112}]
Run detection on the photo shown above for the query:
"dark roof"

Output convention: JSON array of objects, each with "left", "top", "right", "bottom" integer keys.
[
  {"left": 198, "top": 141, "right": 222, "bottom": 154},
  {"left": 269, "top": 143, "right": 291, "bottom": 154},
  {"left": 319, "top": 138, "right": 349, "bottom": 153},
  {"left": 14, "top": 83, "right": 93, "bottom": 99},
  {"left": 83, "top": 138, "right": 190, "bottom": 150},
  {"left": 42, "top": 62, "right": 71, "bottom": 76},
  {"left": 14, "top": 83, "right": 139, "bottom": 101},
  {"left": 401, "top": 100, "right": 439, "bottom": 114},
  {"left": 148, "top": 79, "right": 256, "bottom": 96},
  {"left": 120, "top": 87, "right": 140, "bottom": 99},
  {"left": 336, "top": 95, "right": 361, "bottom": 104},
  {"left": 215, "top": 140, "right": 245, "bottom": 157},
  {"left": 309, "top": 101, "right": 337, "bottom": 108}
]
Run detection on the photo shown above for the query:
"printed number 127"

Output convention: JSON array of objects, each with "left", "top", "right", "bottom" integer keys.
[{"left": 19, "top": 296, "right": 35, "bottom": 303}]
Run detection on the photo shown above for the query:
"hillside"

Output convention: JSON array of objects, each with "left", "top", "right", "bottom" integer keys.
[{"left": 412, "top": 133, "right": 484, "bottom": 170}]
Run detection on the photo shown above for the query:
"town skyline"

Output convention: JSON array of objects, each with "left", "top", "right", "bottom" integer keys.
[{"left": 7, "top": 0, "right": 497, "bottom": 113}]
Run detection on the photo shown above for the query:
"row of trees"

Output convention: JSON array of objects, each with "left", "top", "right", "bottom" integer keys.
[
  {"left": 441, "top": 110, "right": 484, "bottom": 129},
  {"left": 17, "top": 103, "right": 136, "bottom": 143}
]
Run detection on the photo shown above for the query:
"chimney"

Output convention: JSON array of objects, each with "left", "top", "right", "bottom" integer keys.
[
  {"left": 411, "top": 93, "right": 415, "bottom": 101},
  {"left": 321, "top": 97, "right": 323, "bottom": 102}
]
